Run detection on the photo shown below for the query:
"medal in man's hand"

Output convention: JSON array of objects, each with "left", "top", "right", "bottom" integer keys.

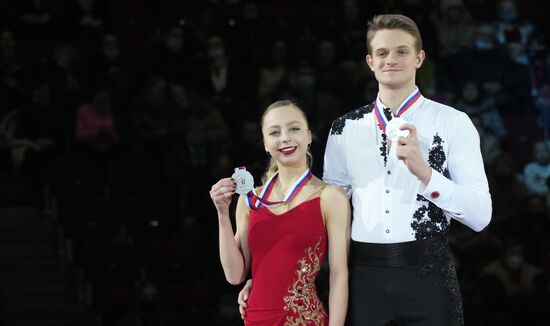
[{"left": 386, "top": 117, "right": 410, "bottom": 143}]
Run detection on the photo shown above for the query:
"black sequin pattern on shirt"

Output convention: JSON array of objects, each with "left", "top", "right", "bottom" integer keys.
[
  {"left": 377, "top": 107, "right": 392, "bottom": 167},
  {"left": 379, "top": 134, "right": 388, "bottom": 167},
  {"left": 411, "top": 133, "right": 450, "bottom": 240},
  {"left": 329, "top": 103, "right": 374, "bottom": 135},
  {"left": 416, "top": 238, "right": 464, "bottom": 325}
]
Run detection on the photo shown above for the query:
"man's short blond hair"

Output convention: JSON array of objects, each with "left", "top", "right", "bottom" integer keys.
[{"left": 366, "top": 14, "right": 423, "bottom": 55}]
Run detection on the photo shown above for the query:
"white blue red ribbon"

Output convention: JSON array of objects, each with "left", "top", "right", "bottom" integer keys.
[
  {"left": 246, "top": 169, "right": 312, "bottom": 211},
  {"left": 374, "top": 88, "right": 422, "bottom": 133}
]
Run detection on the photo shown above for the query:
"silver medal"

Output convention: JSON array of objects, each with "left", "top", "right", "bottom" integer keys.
[
  {"left": 231, "top": 168, "right": 254, "bottom": 195},
  {"left": 386, "top": 117, "right": 410, "bottom": 143}
]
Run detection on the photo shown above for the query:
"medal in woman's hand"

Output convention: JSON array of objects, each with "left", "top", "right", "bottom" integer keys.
[{"left": 232, "top": 167, "right": 255, "bottom": 195}]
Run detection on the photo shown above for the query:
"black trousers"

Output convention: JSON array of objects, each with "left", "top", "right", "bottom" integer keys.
[{"left": 349, "top": 237, "right": 463, "bottom": 326}]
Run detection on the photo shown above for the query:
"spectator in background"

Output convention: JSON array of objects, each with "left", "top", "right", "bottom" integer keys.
[
  {"left": 195, "top": 34, "right": 250, "bottom": 121},
  {"left": 430, "top": 0, "right": 476, "bottom": 59},
  {"left": 47, "top": 44, "right": 87, "bottom": 109},
  {"left": 482, "top": 243, "right": 541, "bottom": 300},
  {"left": 529, "top": 33, "right": 550, "bottom": 97},
  {"left": 257, "top": 39, "right": 290, "bottom": 109},
  {"left": 470, "top": 114, "right": 502, "bottom": 165},
  {"left": 0, "top": 29, "right": 28, "bottom": 115},
  {"left": 18, "top": 0, "right": 58, "bottom": 37},
  {"left": 131, "top": 76, "right": 171, "bottom": 158},
  {"left": 290, "top": 59, "right": 316, "bottom": 111},
  {"left": 93, "top": 33, "right": 136, "bottom": 98},
  {"left": 12, "top": 83, "right": 64, "bottom": 175},
  {"left": 516, "top": 195, "right": 550, "bottom": 266},
  {"left": 75, "top": 87, "right": 120, "bottom": 156},
  {"left": 447, "top": 24, "right": 509, "bottom": 104},
  {"left": 151, "top": 24, "right": 200, "bottom": 86},
  {"left": 500, "top": 38, "right": 534, "bottom": 112},
  {"left": 225, "top": 1, "right": 270, "bottom": 67},
  {"left": 488, "top": 153, "right": 529, "bottom": 221},
  {"left": 315, "top": 39, "right": 345, "bottom": 99},
  {"left": 455, "top": 80, "right": 506, "bottom": 139},
  {"left": 70, "top": 0, "right": 105, "bottom": 38},
  {"left": 523, "top": 141, "right": 550, "bottom": 196},
  {"left": 336, "top": 0, "right": 366, "bottom": 61},
  {"left": 536, "top": 83, "right": 550, "bottom": 138},
  {"left": 493, "top": 0, "right": 535, "bottom": 46}
]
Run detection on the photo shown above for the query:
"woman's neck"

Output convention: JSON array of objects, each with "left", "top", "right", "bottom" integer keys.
[
  {"left": 276, "top": 164, "right": 309, "bottom": 193},
  {"left": 378, "top": 84, "right": 417, "bottom": 114}
]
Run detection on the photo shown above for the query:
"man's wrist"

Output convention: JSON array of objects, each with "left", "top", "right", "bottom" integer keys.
[{"left": 419, "top": 165, "right": 432, "bottom": 185}]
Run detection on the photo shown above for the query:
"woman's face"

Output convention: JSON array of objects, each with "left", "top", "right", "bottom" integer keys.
[{"left": 262, "top": 106, "right": 311, "bottom": 169}]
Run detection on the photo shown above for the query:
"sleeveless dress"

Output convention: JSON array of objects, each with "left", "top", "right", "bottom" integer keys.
[{"left": 245, "top": 193, "right": 328, "bottom": 326}]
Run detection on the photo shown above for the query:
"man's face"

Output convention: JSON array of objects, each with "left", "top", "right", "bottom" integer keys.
[{"left": 366, "top": 29, "right": 424, "bottom": 90}]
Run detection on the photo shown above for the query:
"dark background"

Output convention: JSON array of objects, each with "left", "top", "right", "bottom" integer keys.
[{"left": 1, "top": 0, "right": 550, "bottom": 325}]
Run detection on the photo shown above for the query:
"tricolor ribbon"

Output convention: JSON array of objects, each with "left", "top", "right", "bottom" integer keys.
[
  {"left": 246, "top": 169, "right": 312, "bottom": 211},
  {"left": 374, "top": 88, "right": 422, "bottom": 133}
]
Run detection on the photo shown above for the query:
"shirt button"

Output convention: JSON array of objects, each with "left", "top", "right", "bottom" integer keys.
[
  {"left": 387, "top": 171, "right": 391, "bottom": 175},
  {"left": 385, "top": 209, "right": 390, "bottom": 214},
  {"left": 385, "top": 229, "right": 390, "bottom": 234},
  {"left": 386, "top": 189, "right": 390, "bottom": 194}
]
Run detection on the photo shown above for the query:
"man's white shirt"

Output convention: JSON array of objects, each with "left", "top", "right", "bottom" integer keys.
[{"left": 323, "top": 89, "right": 492, "bottom": 243}]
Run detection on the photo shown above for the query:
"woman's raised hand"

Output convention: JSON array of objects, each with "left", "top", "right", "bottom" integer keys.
[{"left": 209, "top": 178, "right": 237, "bottom": 215}]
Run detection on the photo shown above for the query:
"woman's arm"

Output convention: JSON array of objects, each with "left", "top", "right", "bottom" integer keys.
[
  {"left": 322, "top": 185, "right": 351, "bottom": 326},
  {"left": 210, "top": 178, "right": 252, "bottom": 285}
]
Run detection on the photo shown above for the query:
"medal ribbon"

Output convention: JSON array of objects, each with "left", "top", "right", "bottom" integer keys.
[
  {"left": 246, "top": 169, "right": 312, "bottom": 211},
  {"left": 374, "top": 88, "right": 422, "bottom": 133}
]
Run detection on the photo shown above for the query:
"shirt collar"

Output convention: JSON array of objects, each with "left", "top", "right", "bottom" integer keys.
[{"left": 374, "top": 87, "right": 424, "bottom": 133}]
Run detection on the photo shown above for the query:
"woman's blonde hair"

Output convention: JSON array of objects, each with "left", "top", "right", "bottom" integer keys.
[{"left": 260, "top": 100, "right": 313, "bottom": 183}]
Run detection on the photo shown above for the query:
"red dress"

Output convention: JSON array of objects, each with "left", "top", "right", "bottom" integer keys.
[{"left": 246, "top": 196, "right": 328, "bottom": 325}]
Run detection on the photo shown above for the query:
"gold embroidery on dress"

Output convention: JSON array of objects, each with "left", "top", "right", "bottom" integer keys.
[{"left": 283, "top": 238, "right": 326, "bottom": 326}]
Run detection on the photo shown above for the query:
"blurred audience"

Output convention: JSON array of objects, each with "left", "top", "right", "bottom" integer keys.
[
  {"left": 523, "top": 141, "right": 550, "bottom": 196},
  {"left": 0, "top": 1, "right": 549, "bottom": 325}
]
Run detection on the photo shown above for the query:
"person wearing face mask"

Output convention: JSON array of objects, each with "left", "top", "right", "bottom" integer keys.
[
  {"left": 523, "top": 141, "right": 550, "bottom": 196},
  {"left": 446, "top": 24, "right": 508, "bottom": 93},
  {"left": 150, "top": 25, "right": 200, "bottom": 87},
  {"left": 494, "top": 0, "right": 536, "bottom": 46},
  {"left": 430, "top": 0, "right": 476, "bottom": 58},
  {"left": 482, "top": 243, "right": 541, "bottom": 299}
]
